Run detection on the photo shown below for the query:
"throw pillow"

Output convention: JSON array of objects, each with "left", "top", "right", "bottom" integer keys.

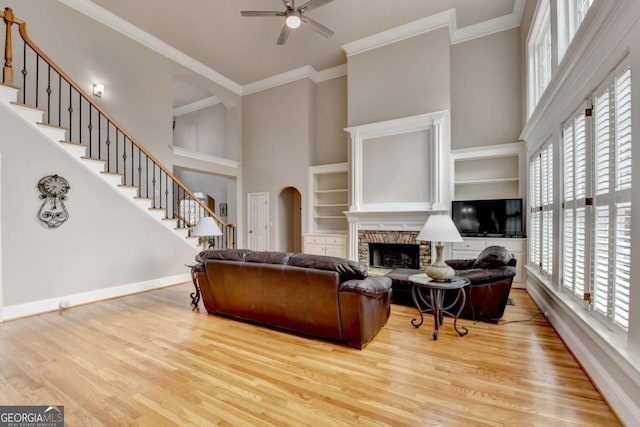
[{"left": 473, "top": 246, "right": 513, "bottom": 269}]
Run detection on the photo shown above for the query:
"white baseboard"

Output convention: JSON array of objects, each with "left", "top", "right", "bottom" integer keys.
[
  {"left": 1, "top": 273, "right": 191, "bottom": 322},
  {"left": 526, "top": 280, "right": 640, "bottom": 425}
]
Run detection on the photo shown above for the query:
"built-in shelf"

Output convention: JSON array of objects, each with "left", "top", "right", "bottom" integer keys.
[
  {"left": 451, "top": 142, "right": 525, "bottom": 201},
  {"left": 308, "top": 163, "right": 349, "bottom": 234}
]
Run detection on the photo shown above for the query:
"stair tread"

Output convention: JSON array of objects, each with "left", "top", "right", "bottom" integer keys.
[
  {"left": 117, "top": 184, "right": 138, "bottom": 189},
  {"left": 37, "top": 122, "right": 67, "bottom": 130},
  {"left": 81, "top": 156, "right": 106, "bottom": 163},
  {"left": 148, "top": 208, "right": 164, "bottom": 211},
  {"left": 134, "top": 196, "right": 152, "bottom": 200},
  {"left": 60, "top": 140, "right": 88, "bottom": 147},
  {"left": 0, "top": 82, "right": 21, "bottom": 90},
  {"left": 10, "top": 101, "right": 45, "bottom": 112},
  {"left": 101, "top": 171, "right": 123, "bottom": 177}
]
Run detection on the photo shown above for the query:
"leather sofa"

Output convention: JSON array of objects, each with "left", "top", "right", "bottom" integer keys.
[
  {"left": 444, "top": 245, "right": 517, "bottom": 321},
  {"left": 192, "top": 249, "right": 392, "bottom": 349}
]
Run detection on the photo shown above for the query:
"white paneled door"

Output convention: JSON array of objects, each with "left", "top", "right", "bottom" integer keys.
[{"left": 247, "top": 192, "right": 269, "bottom": 251}]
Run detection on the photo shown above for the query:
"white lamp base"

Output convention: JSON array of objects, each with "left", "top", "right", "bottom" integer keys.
[{"left": 425, "top": 242, "right": 454, "bottom": 282}]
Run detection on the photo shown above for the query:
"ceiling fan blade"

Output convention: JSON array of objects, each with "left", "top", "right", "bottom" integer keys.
[
  {"left": 277, "top": 24, "right": 291, "bottom": 45},
  {"left": 297, "top": 0, "right": 334, "bottom": 14},
  {"left": 300, "top": 14, "right": 334, "bottom": 38},
  {"left": 241, "top": 11, "right": 285, "bottom": 17}
]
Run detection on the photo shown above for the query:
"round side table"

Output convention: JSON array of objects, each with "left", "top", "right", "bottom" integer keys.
[{"left": 408, "top": 273, "right": 471, "bottom": 340}]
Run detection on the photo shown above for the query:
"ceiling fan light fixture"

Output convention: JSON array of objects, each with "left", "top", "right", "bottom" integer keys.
[{"left": 285, "top": 12, "right": 301, "bottom": 29}]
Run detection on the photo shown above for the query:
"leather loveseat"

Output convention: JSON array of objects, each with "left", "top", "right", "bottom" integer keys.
[
  {"left": 192, "top": 249, "right": 392, "bottom": 349},
  {"left": 444, "top": 245, "right": 517, "bottom": 321}
]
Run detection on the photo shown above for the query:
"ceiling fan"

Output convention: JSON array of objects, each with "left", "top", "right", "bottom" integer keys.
[{"left": 241, "top": 0, "right": 335, "bottom": 45}]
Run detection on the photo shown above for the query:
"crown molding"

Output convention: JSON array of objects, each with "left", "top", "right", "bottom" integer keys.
[
  {"left": 241, "top": 63, "right": 347, "bottom": 95},
  {"left": 58, "top": 0, "right": 242, "bottom": 95},
  {"left": 341, "top": 10, "right": 453, "bottom": 57},
  {"left": 173, "top": 96, "right": 221, "bottom": 117},
  {"left": 342, "top": 0, "right": 526, "bottom": 55}
]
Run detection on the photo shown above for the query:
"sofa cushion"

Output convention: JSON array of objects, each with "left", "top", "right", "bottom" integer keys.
[
  {"left": 245, "top": 251, "right": 292, "bottom": 265},
  {"left": 198, "top": 249, "right": 252, "bottom": 262},
  {"left": 473, "top": 246, "right": 513, "bottom": 269},
  {"left": 287, "top": 253, "right": 367, "bottom": 281}
]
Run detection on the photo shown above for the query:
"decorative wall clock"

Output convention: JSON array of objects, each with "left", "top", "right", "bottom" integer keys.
[{"left": 37, "top": 174, "right": 70, "bottom": 228}]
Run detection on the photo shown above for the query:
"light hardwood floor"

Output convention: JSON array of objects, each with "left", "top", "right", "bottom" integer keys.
[{"left": 0, "top": 284, "right": 620, "bottom": 426}]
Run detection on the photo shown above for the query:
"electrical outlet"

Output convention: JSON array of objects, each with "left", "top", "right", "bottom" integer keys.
[{"left": 59, "top": 300, "right": 71, "bottom": 309}]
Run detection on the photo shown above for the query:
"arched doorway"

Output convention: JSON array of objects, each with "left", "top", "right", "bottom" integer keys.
[{"left": 278, "top": 187, "right": 302, "bottom": 253}]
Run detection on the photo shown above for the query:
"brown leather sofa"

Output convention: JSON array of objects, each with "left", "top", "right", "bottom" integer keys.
[
  {"left": 444, "top": 245, "right": 517, "bottom": 321},
  {"left": 193, "top": 249, "right": 392, "bottom": 349}
]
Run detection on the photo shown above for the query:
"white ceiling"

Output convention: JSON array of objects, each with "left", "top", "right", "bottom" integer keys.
[{"left": 88, "top": 0, "right": 518, "bottom": 90}]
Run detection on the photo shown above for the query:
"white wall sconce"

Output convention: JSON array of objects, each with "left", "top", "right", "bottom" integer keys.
[{"left": 92, "top": 83, "right": 104, "bottom": 97}]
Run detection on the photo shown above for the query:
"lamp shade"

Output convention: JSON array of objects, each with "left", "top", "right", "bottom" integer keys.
[
  {"left": 416, "top": 214, "right": 463, "bottom": 243},
  {"left": 192, "top": 217, "right": 223, "bottom": 237}
]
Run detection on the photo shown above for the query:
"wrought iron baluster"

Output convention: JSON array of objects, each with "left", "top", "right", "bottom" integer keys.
[
  {"left": 159, "top": 169, "right": 163, "bottom": 210},
  {"left": 35, "top": 53, "right": 39, "bottom": 108},
  {"left": 145, "top": 157, "right": 149, "bottom": 198},
  {"left": 152, "top": 164, "right": 156, "bottom": 208},
  {"left": 131, "top": 138, "right": 134, "bottom": 187},
  {"left": 106, "top": 121, "right": 111, "bottom": 172},
  {"left": 122, "top": 135, "right": 127, "bottom": 183},
  {"left": 98, "top": 112, "right": 101, "bottom": 160},
  {"left": 165, "top": 174, "right": 169, "bottom": 218},
  {"left": 88, "top": 103, "right": 92, "bottom": 158},
  {"left": 137, "top": 149, "right": 142, "bottom": 197},
  {"left": 115, "top": 128, "right": 119, "bottom": 174},
  {"left": 57, "top": 75, "right": 61, "bottom": 126},
  {"left": 21, "top": 41, "right": 25, "bottom": 103},
  {"left": 78, "top": 93, "right": 82, "bottom": 144},
  {"left": 68, "top": 82, "right": 72, "bottom": 141},
  {"left": 46, "top": 64, "right": 51, "bottom": 123}
]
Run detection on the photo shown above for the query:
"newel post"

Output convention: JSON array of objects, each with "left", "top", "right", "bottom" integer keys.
[{"left": 3, "top": 7, "right": 14, "bottom": 85}]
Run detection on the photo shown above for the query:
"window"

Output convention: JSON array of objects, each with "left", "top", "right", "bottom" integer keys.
[
  {"left": 560, "top": 63, "right": 632, "bottom": 332},
  {"left": 529, "top": 141, "right": 554, "bottom": 277},
  {"left": 527, "top": 0, "right": 552, "bottom": 115},
  {"left": 569, "top": 0, "right": 594, "bottom": 39}
]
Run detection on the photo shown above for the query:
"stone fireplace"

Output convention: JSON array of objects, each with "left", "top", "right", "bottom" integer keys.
[{"left": 358, "top": 230, "right": 430, "bottom": 270}]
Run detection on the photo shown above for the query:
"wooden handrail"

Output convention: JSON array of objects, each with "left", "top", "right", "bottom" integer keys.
[{"left": 2, "top": 8, "right": 228, "bottom": 228}]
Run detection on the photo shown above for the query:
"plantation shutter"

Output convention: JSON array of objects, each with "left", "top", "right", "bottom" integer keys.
[
  {"left": 591, "top": 65, "right": 632, "bottom": 331},
  {"left": 541, "top": 143, "right": 553, "bottom": 276},
  {"left": 529, "top": 154, "right": 542, "bottom": 268},
  {"left": 562, "top": 109, "right": 588, "bottom": 299},
  {"left": 613, "top": 67, "right": 632, "bottom": 331}
]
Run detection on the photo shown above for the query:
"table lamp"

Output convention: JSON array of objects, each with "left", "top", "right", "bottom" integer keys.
[
  {"left": 193, "top": 216, "right": 223, "bottom": 252},
  {"left": 416, "top": 213, "right": 463, "bottom": 282}
]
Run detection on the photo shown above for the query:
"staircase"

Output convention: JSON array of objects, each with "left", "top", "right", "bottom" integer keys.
[{"left": 0, "top": 7, "right": 236, "bottom": 249}]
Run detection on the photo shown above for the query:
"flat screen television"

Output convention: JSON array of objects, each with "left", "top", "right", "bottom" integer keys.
[{"left": 451, "top": 198, "right": 524, "bottom": 238}]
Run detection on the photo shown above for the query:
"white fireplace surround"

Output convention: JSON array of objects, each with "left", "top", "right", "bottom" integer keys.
[{"left": 344, "top": 111, "right": 451, "bottom": 260}]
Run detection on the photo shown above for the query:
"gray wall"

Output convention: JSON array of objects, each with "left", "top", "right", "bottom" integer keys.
[
  {"left": 174, "top": 104, "right": 229, "bottom": 158},
  {"left": 242, "top": 79, "right": 313, "bottom": 247},
  {"left": 347, "top": 28, "right": 451, "bottom": 126},
  {"left": 314, "top": 76, "right": 348, "bottom": 165},
  {"left": 451, "top": 28, "right": 523, "bottom": 149}
]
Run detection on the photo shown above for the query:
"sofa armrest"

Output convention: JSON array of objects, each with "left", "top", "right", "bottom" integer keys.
[
  {"left": 445, "top": 259, "right": 476, "bottom": 270},
  {"left": 456, "top": 265, "right": 516, "bottom": 285},
  {"left": 193, "top": 262, "right": 215, "bottom": 313},
  {"left": 339, "top": 276, "right": 392, "bottom": 298}
]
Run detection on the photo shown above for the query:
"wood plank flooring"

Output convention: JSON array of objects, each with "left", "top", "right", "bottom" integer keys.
[{"left": 0, "top": 284, "right": 620, "bottom": 426}]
